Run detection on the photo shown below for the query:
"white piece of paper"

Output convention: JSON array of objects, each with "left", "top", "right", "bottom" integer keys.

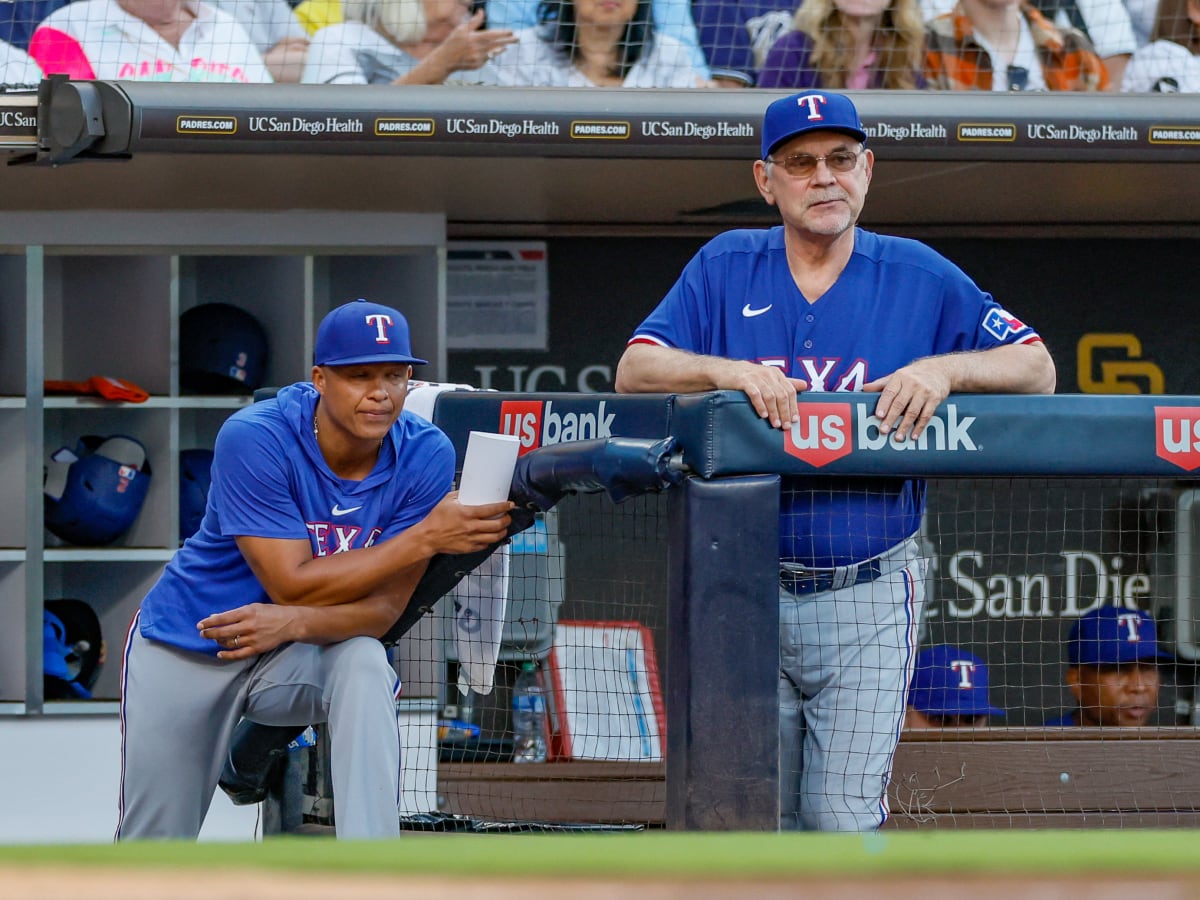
[{"left": 458, "top": 431, "right": 520, "bottom": 505}]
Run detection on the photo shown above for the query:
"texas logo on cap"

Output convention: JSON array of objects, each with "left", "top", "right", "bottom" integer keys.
[
  {"left": 761, "top": 91, "right": 868, "bottom": 160},
  {"left": 1067, "top": 606, "right": 1174, "bottom": 666},
  {"left": 314, "top": 299, "right": 428, "bottom": 367}
]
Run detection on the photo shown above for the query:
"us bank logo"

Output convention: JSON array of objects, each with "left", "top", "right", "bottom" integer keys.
[
  {"left": 500, "top": 400, "right": 615, "bottom": 456},
  {"left": 783, "top": 402, "right": 853, "bottom": 467},
  {"left": 784, "top": 402, "right": 979, "bottom": 467},
  {"left": 1156, "top": 406, "right": 1200, "bottom": 471}
]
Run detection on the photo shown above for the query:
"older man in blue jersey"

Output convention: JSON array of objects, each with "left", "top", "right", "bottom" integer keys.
[
  {"left": 117, "top": 299, "right": 513, "bottom": 841},
  {"left": 616, "top": 91, "right": 1055, "bottom": 831}
]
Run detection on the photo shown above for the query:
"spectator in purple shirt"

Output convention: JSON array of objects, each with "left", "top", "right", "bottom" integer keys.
[
  {"left": 757, "top": 0, "right": 926, "bottom": 89},
  {"left": 692, "top": 0, "right": 795, "bottom": 86}
]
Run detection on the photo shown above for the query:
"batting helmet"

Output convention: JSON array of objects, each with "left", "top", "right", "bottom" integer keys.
[
  {"left": 180, "top": 303, "right": 269, "bottom": 395},
  {"left": 179, "top": 448, "right": 215, "bottom": 541},
  {"left": 43, "top": 599, "right": 104, "bottom": 700},
  {"left": 44, "top": 435, "right": 152, "bottom": 546}
]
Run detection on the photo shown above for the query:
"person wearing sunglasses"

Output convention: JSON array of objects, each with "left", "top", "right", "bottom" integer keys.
[
  {"left": 905, "top": 645, "right": 1005, "bottom": 730},
  {"left": 616, "top": 90, "right": 1054, "bottom": 832}
]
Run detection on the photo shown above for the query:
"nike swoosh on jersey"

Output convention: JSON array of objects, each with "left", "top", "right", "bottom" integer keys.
[
  {"left": 742, "top": 303, "right": 773, "bottom": 318},
  {"left": 331, "top": 504, "right": 363, "bottom": 516}
]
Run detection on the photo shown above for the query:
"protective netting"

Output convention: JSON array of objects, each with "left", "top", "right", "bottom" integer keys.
[
  {"left": 371, "top": 475, "right": 1196, "bottom": 832},
  {"left": 1, "top": 0, "right": 1196, "bottom": 93}
]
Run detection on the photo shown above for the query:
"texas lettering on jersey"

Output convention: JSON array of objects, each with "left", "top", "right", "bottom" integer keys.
[
  {"left": 761, "top": 357, "right": 869, "bottom": 392},
  {"left": 306, "top": 522, "right": 384, "bottom": 556}
]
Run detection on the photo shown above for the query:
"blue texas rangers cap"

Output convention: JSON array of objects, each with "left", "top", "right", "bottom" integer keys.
[
  {"left": 314, "top": 299, "right": 428, "bottom": 367},
  {"left": 761, "top": 91, "right": 868, "bottom": 159},
  {"left": 1067, "top": 606, "right": 1174, "bottom": 666},
  {"left": 908, "top": 645, "right": 1005, "bottom": 717}
]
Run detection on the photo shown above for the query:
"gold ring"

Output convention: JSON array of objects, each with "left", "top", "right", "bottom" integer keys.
[{"left": 233, "top": 635, "right": 240, "bottom": 648}]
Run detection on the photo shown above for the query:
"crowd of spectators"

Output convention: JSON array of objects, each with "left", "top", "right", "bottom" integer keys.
[{"left": 1, "top": 0, "right": 1196, "bottom": 88}]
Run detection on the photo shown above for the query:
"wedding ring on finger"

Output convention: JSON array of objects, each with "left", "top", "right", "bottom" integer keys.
[{"left": 233, "top": 635, "right": 240, "bottom": 648}]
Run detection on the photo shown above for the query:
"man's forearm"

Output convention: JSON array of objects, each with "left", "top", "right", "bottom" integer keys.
[
  {"left": 616, "top": 343, "right": 738, "bottom": 393},
  {"left": 290, "top": 558, "right": 427, "bottom": 642},
  {"left": 237, "top": 496, "right": 511, "bottom": 610},
  {"left": 239, "top": 526, "right": 438, "bottom": 609},
  {"left": 288, "top": 594, "right": 407, "bottom": 644},
  {"left": 937, "top": 342, "right": 1057, "bottom": 395}
]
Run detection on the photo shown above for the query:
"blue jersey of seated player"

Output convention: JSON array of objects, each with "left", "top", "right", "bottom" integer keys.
[
  {"left": 138, "top": 382, "right": 454, "bottom": 655},
  {"left": 628, "top": 226, "right": 1043, "bottom": 568}
]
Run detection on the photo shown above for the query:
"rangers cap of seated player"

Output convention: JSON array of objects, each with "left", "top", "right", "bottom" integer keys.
[
  {"left": 761, "top": 90, "right": 868, "bottom": 160},
  {"left": 908, "top": 645, "right": 1005, "bottom": 717},
  {"left": 314, "top": 298, "right": 428, "bottom": 367},
  {"left": 1067, "top": 606, "right": 1174, "bottom": 667}
]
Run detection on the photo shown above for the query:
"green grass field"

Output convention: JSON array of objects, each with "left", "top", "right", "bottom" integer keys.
[{"left": 1, "top": 830, "right": 1199, "bottom": 880}]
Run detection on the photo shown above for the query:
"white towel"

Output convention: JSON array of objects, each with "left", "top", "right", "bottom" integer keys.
[{"left": 451, "top": 546, "right": 510, "bottom": 696}]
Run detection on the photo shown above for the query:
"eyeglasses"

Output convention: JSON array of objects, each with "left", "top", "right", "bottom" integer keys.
[{"left": 766, "top": 149, "right": 861, "bottom": 178}]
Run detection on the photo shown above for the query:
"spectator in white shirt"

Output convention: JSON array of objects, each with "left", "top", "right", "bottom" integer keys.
[
  {"left": 29, "top": 0, "right": 272, "bottom": 81},
  {"left": 1122, "top": 0, "right": 1200, "bottom": 89},
  {"left": 303, "top": 0, "right": 516, "bottom": 83},
  {"left": 491, "top": 0, "right": 708, "bottom": 86}
]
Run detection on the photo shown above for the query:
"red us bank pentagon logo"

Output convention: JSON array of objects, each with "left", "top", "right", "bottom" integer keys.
[
  {"left": 784, "top": 402, "right": 853, "bottom": 467},
  {"left": 500, "top": 400, "right": 543, "bottom": 456},
  {"left": 1156, "top": 406, "right": 1200, "bottom": 471}
]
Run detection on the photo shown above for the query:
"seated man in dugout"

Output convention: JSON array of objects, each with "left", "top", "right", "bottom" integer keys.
[
  {"left": 904, "top": 644, "right": 1005, "bottom": 729},
  {"left": 1044, "top": 606, "right": 1174, "bottom": 727}
]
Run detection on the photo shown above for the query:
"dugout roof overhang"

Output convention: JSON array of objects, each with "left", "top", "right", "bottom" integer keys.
[{"left": 2, "top": 82, "right": 1199, "bottom": 233}]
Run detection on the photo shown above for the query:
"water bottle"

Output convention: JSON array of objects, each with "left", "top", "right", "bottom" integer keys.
[{"left": 511, "top": 660, "right": 547, "bottom": 763}]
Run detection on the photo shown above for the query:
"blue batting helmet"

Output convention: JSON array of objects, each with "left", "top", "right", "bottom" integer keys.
[
  {"left": 179, "top": 448, "right": 215, "bottom": 542},
  {"left": 43, "top": 599, "right": 104, "bottom": 700},
  {"left": 44, "top": 435, "right": 152, "bottom": 546},
  {"left": 180, "top": 303, "right": 269, "bottom": 395}
]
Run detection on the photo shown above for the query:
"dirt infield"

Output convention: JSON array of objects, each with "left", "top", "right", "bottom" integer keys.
[{"left": 6, "top": 870, "right": 1200, "bottom": 900}]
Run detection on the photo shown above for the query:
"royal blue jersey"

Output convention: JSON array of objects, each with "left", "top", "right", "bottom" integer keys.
[
  {"left": 138, "top": 382, "right": 455, "bottom": 654},
  {"left": 629, "top": 226, "right": 1042, "bottom": 567}
]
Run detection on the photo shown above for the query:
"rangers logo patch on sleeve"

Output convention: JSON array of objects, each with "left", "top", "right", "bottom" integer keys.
[{"left": 982, "top": 308, "right": 1027, "bottom": 341}]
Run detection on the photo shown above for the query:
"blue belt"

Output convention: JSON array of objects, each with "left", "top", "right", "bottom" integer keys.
[{"left": 779, "top": 560, "right": 885, "bottom": 596}]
